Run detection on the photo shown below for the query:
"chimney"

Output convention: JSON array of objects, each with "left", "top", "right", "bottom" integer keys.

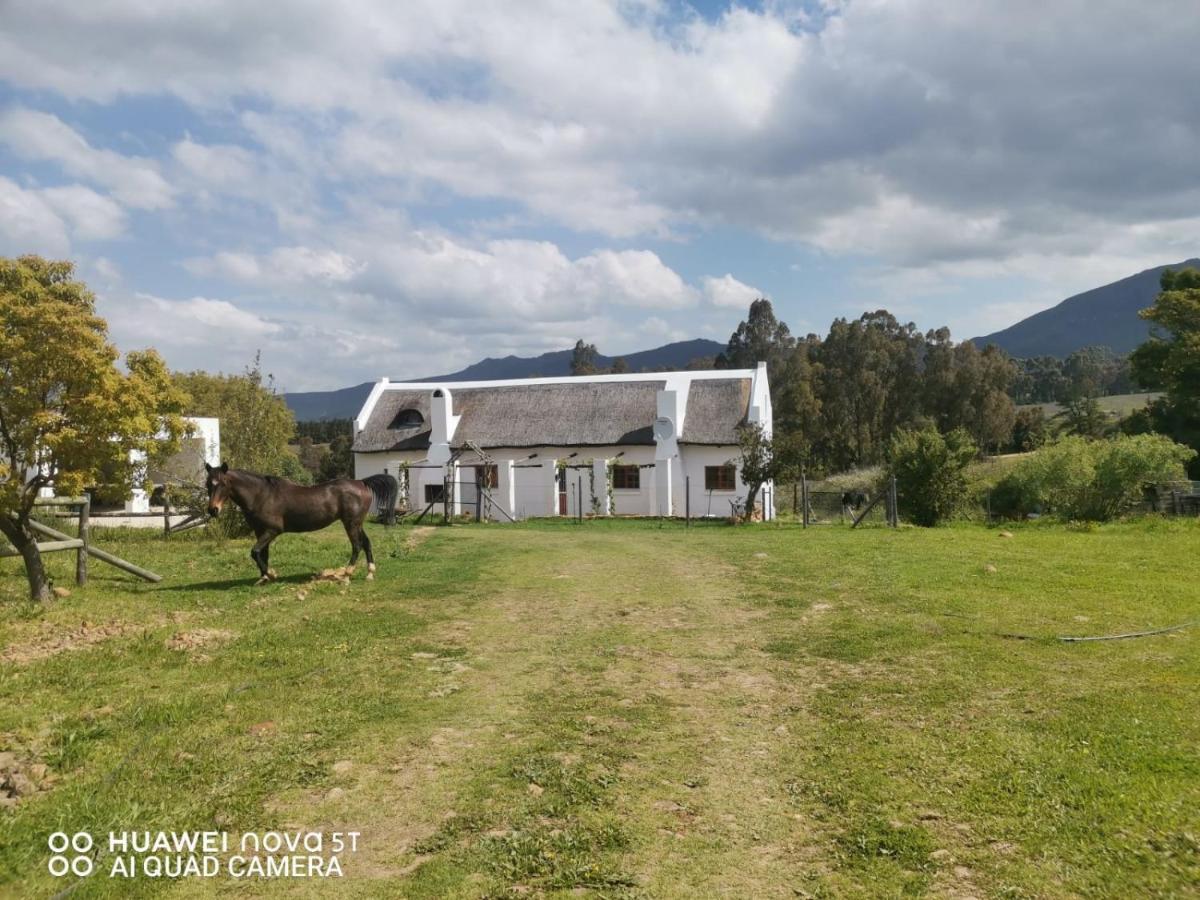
[{"left": 430, "top": 388, "right": 460, "bottom": 445}]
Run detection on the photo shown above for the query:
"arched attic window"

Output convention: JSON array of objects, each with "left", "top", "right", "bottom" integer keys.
[{"left": 389, "top": 408, "right": 424, "bottom": 429}]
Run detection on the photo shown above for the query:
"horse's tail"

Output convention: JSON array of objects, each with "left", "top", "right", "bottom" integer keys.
[{"left": 362, "top": 474, "right": 398, "bottom": 526}]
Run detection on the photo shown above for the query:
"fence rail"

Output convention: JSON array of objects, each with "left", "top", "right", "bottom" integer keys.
[{"left": 1, "top": 495, "right": 163, "bottom": 585}]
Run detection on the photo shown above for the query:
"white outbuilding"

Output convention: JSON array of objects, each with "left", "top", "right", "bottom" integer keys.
[{"left": 351, "top": 364, "right": 773, "bottom": 520}]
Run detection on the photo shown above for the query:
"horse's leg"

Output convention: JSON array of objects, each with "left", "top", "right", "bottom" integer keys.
[
  {"left": 250, "top": 530, "right": 279, "bottom": 586},
  {"left": 342, "top": 519, "right": 362, "bottom": 576},
  {"left": 360, "top": 527, "right": 376, "bottom": 581}
]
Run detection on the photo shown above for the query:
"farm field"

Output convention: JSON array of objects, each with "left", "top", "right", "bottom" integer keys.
[
  {"left": 1, "top": 519, "right": 1198, "bottom": 898},
  {"left": 1019, "top": 391, "right": 1162, "bottom": 419}
]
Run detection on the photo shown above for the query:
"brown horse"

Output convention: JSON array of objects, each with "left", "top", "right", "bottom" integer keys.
[{"left": 204, "top": 463, "right": 397, "bottom": 585}]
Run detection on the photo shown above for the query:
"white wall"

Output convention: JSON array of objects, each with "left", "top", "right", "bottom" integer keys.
[
  {"left": 356, "top": 445, "right": 666, "bottom": 519},
  {"left": 355, "top": 444, "right": 765, "bottom": 520},
  {"left": 678, "top": 445, "right": 743, "bottom": 519}
]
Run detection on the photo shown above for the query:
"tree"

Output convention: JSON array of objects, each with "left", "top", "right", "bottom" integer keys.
[
  {"left": 0, "top": 256, "right": 187, "bottom": 600},
  {"left": 173, "top": 354, "right": 309, "bottom": 483},
  {"left": 295, "top": 436, "right": 325, "bottom": 477},
  {"left": 773, "top": 341, "right": 822, "bottom": 463},
  {"left": 887, "top": 427, "right": 977, "bottom": 526},
  {"left": 1011, "top": 406, "right": 1049, "bottom": 452},
  {"left": 812, "top": 311, "right": 924, "bottom": 469},
  {"left": 319, "top": 433, "right": 354, "bottom": 481},
  {"left": 925, "top": 339, "right": 1016, "bottom": 451},
  {"left": 1062, "top": 396, "right": 1107, "bottom": 438},
  {"left": 733, "top": 422, "right": 775, "bottom": 522},
  {"left": 1130, "top": 267, "right": 1200, "bottom": 475},
  {"left": 296, "top": 418, "right": 353, "bottom": 443},
  {"left": 570, "top": 340, "right": 601, "bottom": 376},
  {"left": 716, "top": 298, "right": 795, "bottom": 376}
]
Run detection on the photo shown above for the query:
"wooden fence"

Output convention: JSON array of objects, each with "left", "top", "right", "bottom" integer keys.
[{"left": 2, "top": 495, "right": 162, "bottom": 584}]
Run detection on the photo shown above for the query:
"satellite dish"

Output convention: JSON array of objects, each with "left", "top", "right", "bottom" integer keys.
[{"left": 653, "top": 417, "right": 675, "bottom": 441}]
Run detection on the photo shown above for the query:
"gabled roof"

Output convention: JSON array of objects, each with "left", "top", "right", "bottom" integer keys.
[{"left": 352, "top": 370, "right": 757, "bottom": 453}]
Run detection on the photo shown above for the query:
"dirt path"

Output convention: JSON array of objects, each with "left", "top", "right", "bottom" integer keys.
[{"left": 226, "top": 527, "right": 820, "bottom": 898}]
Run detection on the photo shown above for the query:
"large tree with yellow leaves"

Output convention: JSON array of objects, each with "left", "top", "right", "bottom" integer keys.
[{"left": 0, "top": 255, "right": 188, "bottom": 600}]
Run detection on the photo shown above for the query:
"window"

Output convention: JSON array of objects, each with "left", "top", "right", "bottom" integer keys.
[
  {"left": 611, "top": 464, "right": 640, "bottom": 490},
  {"left": 705, "top": 465, "right": 736, "bottom": 491},
  {"left": 424, "top": 483, "right": 445, "bottom": 503},
  {"left": 389, "top": 408, "right": 424, "bottom": 429},
  {"left": 475, "top": 464, "right": 499, "bottom": 488}
]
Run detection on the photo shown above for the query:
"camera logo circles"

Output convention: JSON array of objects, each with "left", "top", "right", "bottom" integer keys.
[{"left": 47, "top": 832, "right": 94, "bottom": 877}]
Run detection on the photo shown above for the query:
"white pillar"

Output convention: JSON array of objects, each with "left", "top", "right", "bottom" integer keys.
[
  {"left": 672, "top": 453, "right": 687, "bottom": 518},
  {"left": 542, "top": 459, "right": 559, "bottom": 517},
  {"left": 501, "top": 460, "right": 517, "bottom": 520},
  {"left": 450, "top": 462, "right": 461, "bottom": 516},
  {"left": 655, "top": 457, "right": 672, "bottom": 517},
  {"left": 592, "top": 458, "right": 610, "bottom": 516}
]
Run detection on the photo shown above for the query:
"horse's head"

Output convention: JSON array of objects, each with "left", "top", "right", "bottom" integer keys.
[{"left": 204, "top": 462, "right": 231, "bottom": 518}]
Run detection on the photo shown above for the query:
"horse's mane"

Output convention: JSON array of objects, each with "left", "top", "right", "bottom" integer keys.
[{"left": 231, "top": 469, "right": 294, "bottom": 487}]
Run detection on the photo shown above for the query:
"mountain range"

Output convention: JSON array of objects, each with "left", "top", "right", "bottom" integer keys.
[
  {"left": 284, "top": 258, "right": 1200, "bottom": 422},
  {"left": 971, "top": 258, "right": 1199, "bottom": 357},
  {"left": 283, "top": 338, "right": 724, "bottom": 421}
]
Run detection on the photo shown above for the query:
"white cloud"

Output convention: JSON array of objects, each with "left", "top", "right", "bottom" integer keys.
[
  {"left": 188, "top": 247, "right": 363, "bottom": 284},
  {"left": 191, "top": 236, "right": 707, "bottom": 321},
  {"left": 4, "top": 1, "right": 1200, "bottom": 379},
  {"left": 41, "top": 185, "right": 126, "bottom": 240},
  {"left": 141, "top": 295, "right": 282, "bottom": 339},
  {"left": 0, "top": 107, "right": 174, "bottom": 210},
  {"left": 3, "top": 1, "right": 1197, "bottom": 263},
  {"left": 701, "top": 273, "right": 763, "bottom": 309},
  {"left": 172, "top": 138, "right": 257, "bottom": 190},
  {"left": 0, "top": 176, "right": 71, "bottom": 255},
  {"left": 0, "top": 177, "right": 127, "bottom": 254},
  {"left": 91, "top": 256, "right": 122, "bottom": 282}
]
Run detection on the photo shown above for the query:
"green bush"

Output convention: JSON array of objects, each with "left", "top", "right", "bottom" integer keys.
[
  {"left": 992, "top": 434, "right": 1195, "bottom": 521},
  {"left": 888, "top": 427, "right": 977, "bottom": 526}
]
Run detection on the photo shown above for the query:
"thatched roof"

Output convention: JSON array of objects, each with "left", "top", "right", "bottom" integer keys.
[
  {"left": 680, "top": 378, "right": 751, "bottom": 444},
  {"left": 451, "top": 381, "right": 662, "bottom": 448},
  {"left": 353, "top": 390, "right": 432, "bottom": 452},
  {"left": 353, "top": 375, "right": 753, "bottom": 452}
]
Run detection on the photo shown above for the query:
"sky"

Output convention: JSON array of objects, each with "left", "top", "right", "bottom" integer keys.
[{"left": 1, "top": 0, "right": 1198, "bottom": 391}]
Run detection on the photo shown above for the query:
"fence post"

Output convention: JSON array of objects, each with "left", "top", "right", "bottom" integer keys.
[
  {"left": 163, "top": 494, "right": 172, "bottom": 536},
  {"left": 475, "top": 480, "right": 483, "bottom": 522},
  {"left": 801, "top": 467, "right": 809, "bottom": 528},
  {"left": 890, "top": 476, "right": 898, "bottom": 527},
  {"left": 443, "top": 473, "right": 450, "bottom": 523},
  {"left": 686, "top": 476, "right": 691, "bottom": 527},
  {"left": 76, "top": 494, "right": 90, "bottom": 587}
]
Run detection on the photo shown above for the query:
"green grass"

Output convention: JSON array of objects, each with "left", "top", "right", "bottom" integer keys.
[
  {"left": 1, "top": 517, "right": 1198, "bottom": 897},
  {"left": 1020, "top": 391, "right": 1162, "bottom": 419}
]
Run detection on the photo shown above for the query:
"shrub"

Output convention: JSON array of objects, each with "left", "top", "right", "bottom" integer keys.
[
  {"left": 888, "top": 427, "right": 977, "bottom": 526},
  {"left": 992, "top": 434, "right": 1195, "bottom": 521},
  {"left": 1011, "top": 406, "right": 1049, "bottom": 452}
]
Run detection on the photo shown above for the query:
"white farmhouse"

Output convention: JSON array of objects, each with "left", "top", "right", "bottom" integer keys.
[{"left": 352, "top": 364, "right": 773, "bottom": 520}]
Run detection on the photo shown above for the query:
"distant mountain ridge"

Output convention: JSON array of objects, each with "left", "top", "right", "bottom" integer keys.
[
  {"left": 973, "top": 258, "right": 1200, "bottom": 358},
  {"left": 283, "top": 338, "right": 724, "bottom": 421}
]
